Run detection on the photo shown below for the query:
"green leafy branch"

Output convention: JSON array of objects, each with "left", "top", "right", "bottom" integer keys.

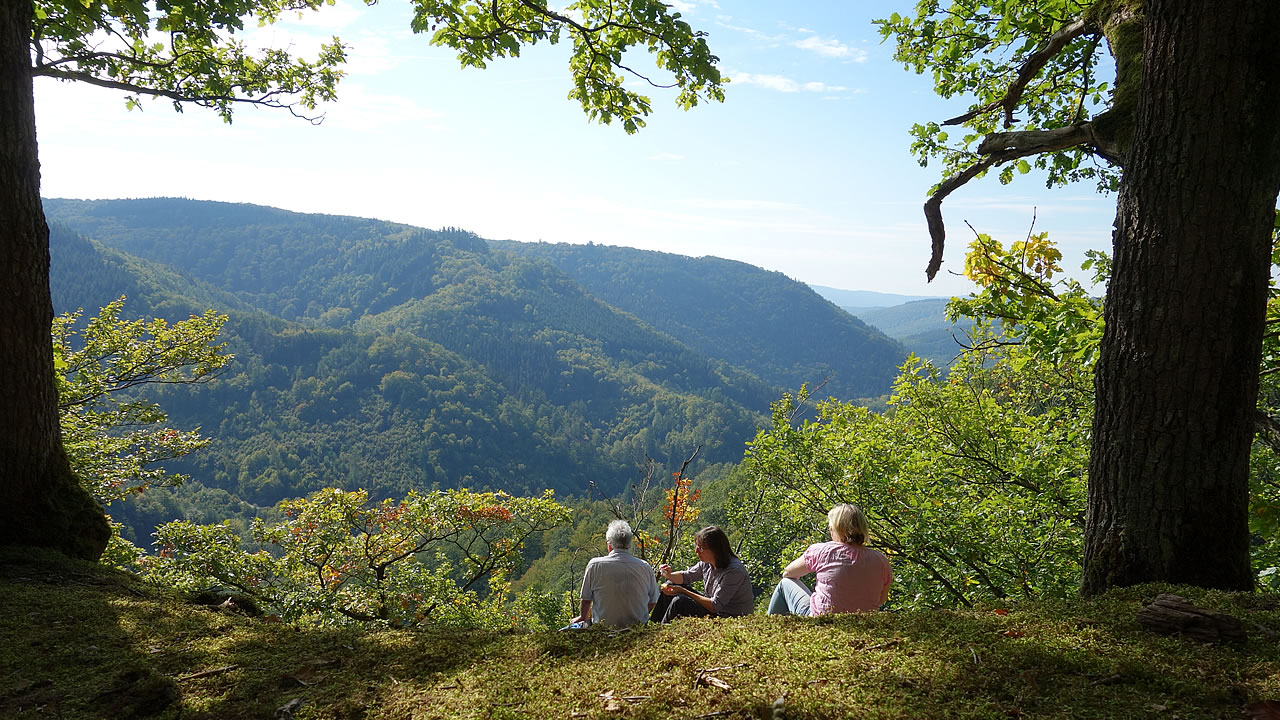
[
  {"left": 32, "top": 0, "right": 347, "bottom": 122},
  {"left": 146, "top": 487, "right": 571, "bottom": 627},
  {"left": 414, "top": 0, "right": 724, "bottom": 133},
  {"left": 54, "top": 297, "right": 232, "bottom": 507},
  {"left": 876, "top": 0, "right": 1140, "bottom": 278}
]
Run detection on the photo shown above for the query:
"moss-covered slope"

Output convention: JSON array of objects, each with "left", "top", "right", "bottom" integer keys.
[{"left": 4, "top": 548, "right": 1279, "bottom": 719}]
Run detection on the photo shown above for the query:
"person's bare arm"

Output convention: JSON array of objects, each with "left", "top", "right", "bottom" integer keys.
[
  {"left": 658, "top": 563, "right": 686, "bottom": 585},
  {"left": 570, "top": 599, "right": 592, "bottom": 625},
  {"left": 662, "top": 583, "right": 717, "bottom": 614},
  {"left": 782, "top": 556, "right": 809, "bottom": 579}
]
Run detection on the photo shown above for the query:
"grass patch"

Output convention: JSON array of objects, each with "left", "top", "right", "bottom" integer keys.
[{"left": 3, "top": 547, "right": 1278, "bottom": 719}]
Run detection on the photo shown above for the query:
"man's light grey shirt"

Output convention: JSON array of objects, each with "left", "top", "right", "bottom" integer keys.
[{"left": 580, "top": 548, "right": 660, "bottom": 626}]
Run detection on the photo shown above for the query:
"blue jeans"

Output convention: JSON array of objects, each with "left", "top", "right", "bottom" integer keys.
[{"left": 767, "top": 578, "right": 813, "bottom": 616}]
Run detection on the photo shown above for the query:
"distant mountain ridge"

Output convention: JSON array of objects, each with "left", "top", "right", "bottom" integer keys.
[
  {"left": 851, "top": 299, "right": 976, "bottom": 369},
  {"left": 808, "top": 285, "right": 943, "bottom": 309},
  {"left": 806, "top": 286, "right": 976, "bottom": 370},
  {"left": 43, "top": 198, "right": 912, "bottom": 540},
  {"left": 493, "top": 241, "right": 908, "bottom": 401}
]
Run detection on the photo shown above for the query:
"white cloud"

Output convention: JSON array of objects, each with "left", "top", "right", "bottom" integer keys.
[
  {"left": 731, "top": 73, "right": 850, "bottom": 94},
  {"left": 242, "top": 24, "right": 338, "bottom": 67},
  {"left": 717, "top": 20, "right": 757, "bottom": 34},
  {"left": 674, "top": 0, "right": 720, "bottom": 10},
  {"left": 341, "top": 29, "right": 449, "bottom": 77},
  {"left": 803, "top": 81, "right": 848, "bottom": 93},
  {"left": 732, "top": 73, "right": 800, "bottom": 92},
  {"left": 714, "top": 17, "right": 787, "bottom": 43},
  {"left": 320, "top": 85, "right": 444, "bottom": 131},
  {"left": 793, "top": 35, "right": 866, "bottom": 61}
]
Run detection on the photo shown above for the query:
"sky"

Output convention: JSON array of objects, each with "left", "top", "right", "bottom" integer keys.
[{"left": 33, "top": 0, "right": 1120, "bottom": 298}]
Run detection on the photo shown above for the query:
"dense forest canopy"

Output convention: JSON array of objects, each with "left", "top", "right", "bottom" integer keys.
[
  {"left": 3, "top": 0, "right": 728, "bottom": 561},
  {"left": 492, "top": 240, "right": 908, "bottom": 400},
  {"left": 45, "top": 198, "right": 910, "bottom": 545}
]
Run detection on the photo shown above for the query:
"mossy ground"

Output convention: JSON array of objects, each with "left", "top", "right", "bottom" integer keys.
[{"left": 3, "top": 547, "right": 1279, "bottom": 719}]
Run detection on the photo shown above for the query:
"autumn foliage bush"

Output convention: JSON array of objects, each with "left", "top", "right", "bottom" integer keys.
[{"left": 143, "top": 488, "right": 572, "bottom": 628}]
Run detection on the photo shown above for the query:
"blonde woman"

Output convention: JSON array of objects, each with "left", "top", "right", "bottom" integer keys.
[{"left": 766, "top": 503, "right": 891, "bottom": 616}]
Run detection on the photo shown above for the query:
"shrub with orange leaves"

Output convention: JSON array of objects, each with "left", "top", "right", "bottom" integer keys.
[
  {"left": 145, "top": 487, "right": 571, "bottom": 628},
  {"left": 664, "top": 474, "right": 701, "bottom": 526}
]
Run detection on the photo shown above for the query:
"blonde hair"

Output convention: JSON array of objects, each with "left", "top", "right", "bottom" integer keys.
[{"left": 828, "top": 503, "right": 868, "bottom": 545}]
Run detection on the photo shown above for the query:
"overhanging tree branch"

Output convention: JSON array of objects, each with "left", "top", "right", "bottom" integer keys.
[
  {"left": 977, "top": 121, "right": 1121, "bottom": 162},
  {"left": 925, "top": 120, "right": 1121, "bottom": 281},
  {"left": 32, "top": 66, "right": 326, "bottom": 123},
  {"left": 922, "top": 11, "right": 1129, "bottom": 282},
  {"left": 925, "top": 155, "right": 997, "bottom": 280}
]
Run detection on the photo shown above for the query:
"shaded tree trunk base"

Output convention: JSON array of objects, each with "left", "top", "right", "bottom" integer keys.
[
  {"left": 0, "top": 451, "right": 110, "bottom": 561},
  {"left": 0, "top": 0, "right": 109, "bottom": 563}
]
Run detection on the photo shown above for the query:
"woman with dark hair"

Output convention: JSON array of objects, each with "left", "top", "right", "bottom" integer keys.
[{"left": 654, "top": 526, "right": 754, "bottom": 622}]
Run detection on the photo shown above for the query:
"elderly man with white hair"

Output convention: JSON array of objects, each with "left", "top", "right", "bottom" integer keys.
[{"left": 568, "top": 520, "right": 660, "bottom": 627}]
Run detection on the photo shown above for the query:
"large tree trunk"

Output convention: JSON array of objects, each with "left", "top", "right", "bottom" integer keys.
[
  {"left": 1083, "top": 0, "right": 1280, "bottom": 593},
  {"left": 0, "top": 0, "right": 108, "bottom": 560}
]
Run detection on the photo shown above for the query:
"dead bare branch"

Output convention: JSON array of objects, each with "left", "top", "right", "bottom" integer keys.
[
  {"left": 926, "top": 119, "right": 1121, "bottom": 280},
  {"left": 176, "top": 665, "right": 238, "bottom": 681},
  {"left": 925, "top": 156, "right": 998, "bottom": 280}
]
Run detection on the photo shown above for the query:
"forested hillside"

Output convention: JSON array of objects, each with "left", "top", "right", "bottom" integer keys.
[
  {"left": 851, "top": 299, "right": 977, "bottom": 369},
  {"left": 44, "top": 199, "right": 905, "bottom": 544},
  {"left": 491, "top": 240, "right": 908, "bottom": 401},
  {"left": 48, "top": 225, "right": 764, "bottom": 539},
  {"left": 46, "top": 198, "right": 466, "bottom": 322}
]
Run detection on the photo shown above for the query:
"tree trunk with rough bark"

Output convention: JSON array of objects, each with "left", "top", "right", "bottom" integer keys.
[
  {"left": 0, "top": 0, "right": 109, "bottom": 560},
  {"left": 1083, "top": 0, "right": 1280, "bottom": 593}
]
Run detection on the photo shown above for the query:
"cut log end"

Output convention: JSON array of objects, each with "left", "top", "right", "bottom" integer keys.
[{"left": 1136, "top": 593, "right": 1247, "bottom": 645}]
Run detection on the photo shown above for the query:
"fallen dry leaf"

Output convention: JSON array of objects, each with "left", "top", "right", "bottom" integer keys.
[
  {"left": 600, "top": 690, "right": 625, "bottom": 712},
  {"left": 697, "top": 674, "right": 732, "bottom": 691}
]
